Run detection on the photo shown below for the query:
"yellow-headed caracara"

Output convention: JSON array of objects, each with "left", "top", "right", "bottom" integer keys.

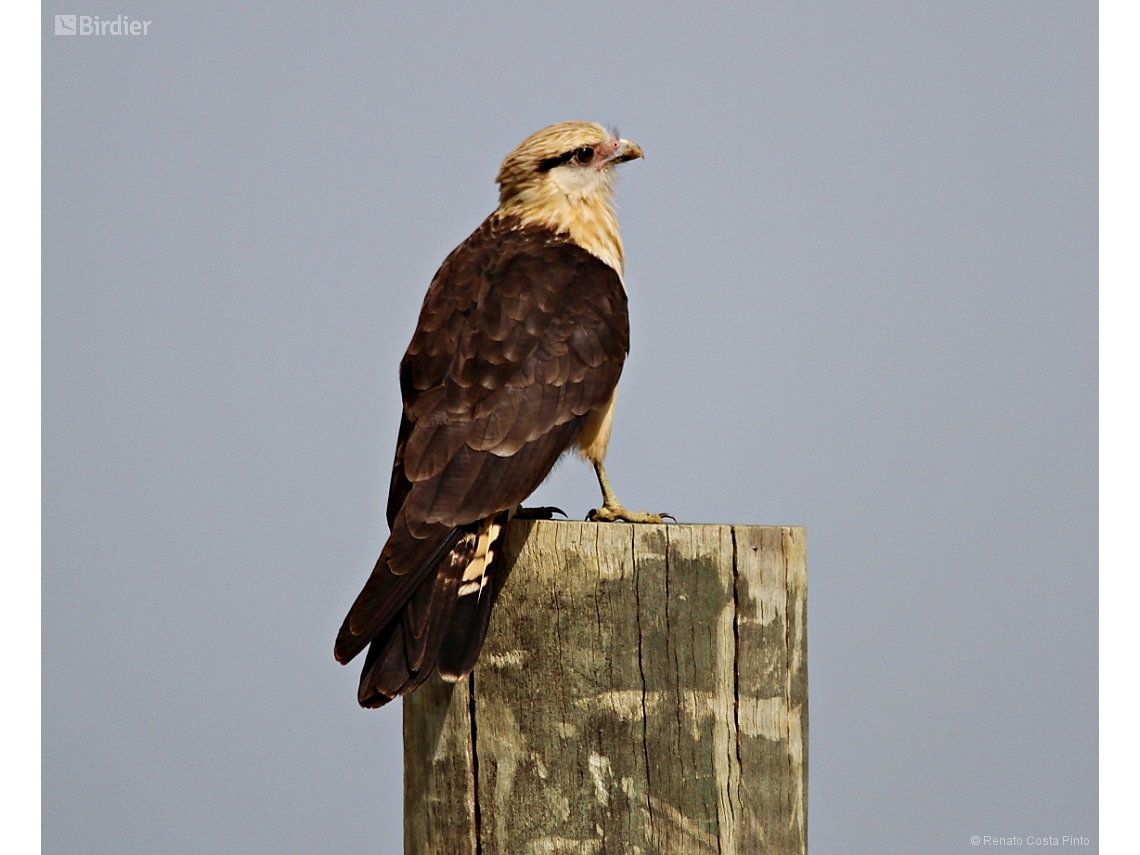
[{"left": 335, "top": 122, "right": 665, "bottom": 708}]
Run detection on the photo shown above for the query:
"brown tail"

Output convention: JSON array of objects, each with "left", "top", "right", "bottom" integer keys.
[{"left": 336, "top": 511, "right": 511, "bottom": 709}]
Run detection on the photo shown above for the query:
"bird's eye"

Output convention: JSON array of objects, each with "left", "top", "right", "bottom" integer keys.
[{"left": 574, "top": 147, "right": 595, "bottom": 164}]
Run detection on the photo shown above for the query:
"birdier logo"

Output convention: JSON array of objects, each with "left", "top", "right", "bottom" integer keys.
[{"left": 54, "top": 15, "right": 152, "bottom": 36}]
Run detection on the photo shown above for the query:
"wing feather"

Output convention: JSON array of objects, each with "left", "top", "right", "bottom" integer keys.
[{"left": 338, "top": 214, "right": 630, "bottom": 705}]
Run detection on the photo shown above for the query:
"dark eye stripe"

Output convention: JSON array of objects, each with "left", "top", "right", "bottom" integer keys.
[
  {"left": 537, "top": 150, "right": 576, "bottom": 173},
  {"left": 537, "top": 145, "right": 597, "bottom": 173}
]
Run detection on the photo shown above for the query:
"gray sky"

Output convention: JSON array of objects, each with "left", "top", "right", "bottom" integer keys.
[{"left": 43, "top": 3, "right": 1097, "bottom": 853}]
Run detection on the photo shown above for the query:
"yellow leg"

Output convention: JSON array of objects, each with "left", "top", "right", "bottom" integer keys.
[{"left": 587, "top": 462, "right": 672, "bottom": 524}]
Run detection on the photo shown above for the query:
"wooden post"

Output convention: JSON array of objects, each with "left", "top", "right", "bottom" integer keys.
[{"left": 404, "top": 521, "right": 807, "bottom": 855}]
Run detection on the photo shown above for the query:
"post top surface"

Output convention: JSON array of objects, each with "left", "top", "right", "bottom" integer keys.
[{"left": 508, "top": 519, "right": 806, "bottom": 535}]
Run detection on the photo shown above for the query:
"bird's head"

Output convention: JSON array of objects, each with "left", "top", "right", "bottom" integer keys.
[{"left": 495, "top": 121, "right": 644, "bottom": 213}]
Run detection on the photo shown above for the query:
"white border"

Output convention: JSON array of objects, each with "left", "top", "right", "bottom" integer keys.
[
  {"left": 14, "top": 4, "right": 1117, "bottom": 854},
  {"left": 0, "top": 6, "right": 42, "bottom": 855},
  {"left": 1100, "top": 2, "right": 1137, "bottom": 852}
]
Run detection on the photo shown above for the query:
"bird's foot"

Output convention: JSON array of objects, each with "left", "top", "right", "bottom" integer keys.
[
  {"left": 586, "top": 504, "right": 675, "bottom": 524},
  {"left": 514, "top": 505, "right": 568, "bottom": 520}
]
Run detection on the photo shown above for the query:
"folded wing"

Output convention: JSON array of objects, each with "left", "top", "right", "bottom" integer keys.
[{"left": 335, "top": 216, "right": 629, "bottom": 706}]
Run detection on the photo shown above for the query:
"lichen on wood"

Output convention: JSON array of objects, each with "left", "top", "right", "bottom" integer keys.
[{"left": 404, "top": 520, "right": 807, "bottom": 855}]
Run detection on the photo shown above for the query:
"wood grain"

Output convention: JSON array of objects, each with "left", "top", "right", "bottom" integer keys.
[{"left": 404, "top": 520, "right": 807, "bottom": 855}]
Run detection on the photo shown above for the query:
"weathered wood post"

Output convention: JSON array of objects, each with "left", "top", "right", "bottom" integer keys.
[{"left": 404, "top": 521, "right": 807, "bottom": 855}]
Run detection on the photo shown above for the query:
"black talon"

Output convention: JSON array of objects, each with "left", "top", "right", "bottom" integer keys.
[{"left": 515, "top": 505, "right": 567, "bottom": 520}]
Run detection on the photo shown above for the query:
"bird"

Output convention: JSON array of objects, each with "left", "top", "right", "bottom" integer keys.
[{"left": 334, "top": 121, "right": 666, "bottom": 708}]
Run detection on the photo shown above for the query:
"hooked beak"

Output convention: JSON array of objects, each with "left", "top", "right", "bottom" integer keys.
[{"left": 599, "top": 139, "right": 644, "bottom": 168}]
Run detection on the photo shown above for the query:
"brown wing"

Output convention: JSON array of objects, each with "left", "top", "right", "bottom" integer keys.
[{"left": 335, "top": 215, "right": 629, "bottom": 703}]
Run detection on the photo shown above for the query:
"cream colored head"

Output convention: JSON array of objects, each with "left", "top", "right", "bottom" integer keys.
[{"left": 494, "top": 121, "right": 644, "bottom": 274}]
